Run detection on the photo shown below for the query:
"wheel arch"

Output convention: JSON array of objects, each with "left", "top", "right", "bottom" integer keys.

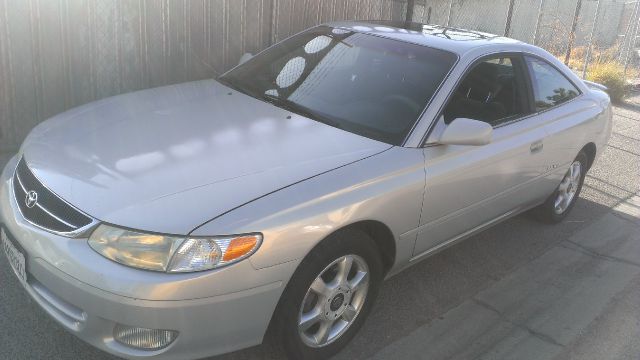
[
  {"left": 300, "top": 220, "right": 397, "bottom": 276},
  {"left": 265, "top": 219, "right": 396, "bottom": 344},
  {"left": 343, "top": 220, "right": 396, "bottom": 275}
]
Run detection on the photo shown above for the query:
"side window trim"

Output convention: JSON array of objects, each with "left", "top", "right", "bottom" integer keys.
[
  {"left": 486, "top": 53, "right": 537, "bottom": 130},
  {"left": 494, "top": 58, "right": 584, "bottom": 129},
  {"left": 425, "top": 53, "right": 585, "bottom": 146},
  {"left": 506, "top": 54, "right": 535, "bottom": 123},
  {"left": 439, "top": 54, "right": 532, "bottom": 124},
  {"left": 423, "top": 51, "right": 533, "bottom": 146},
  {"left": 516, "top": 54, "right": 537, "bottom": 115}
]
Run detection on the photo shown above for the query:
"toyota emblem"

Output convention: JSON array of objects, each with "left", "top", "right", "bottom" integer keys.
[{"left": 25, "top": 190, "right": 38, "bottom": 208}]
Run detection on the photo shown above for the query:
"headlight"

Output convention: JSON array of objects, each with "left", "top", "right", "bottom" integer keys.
[{"left": 88, "top": 224, "right": 262, "bottom": 272}]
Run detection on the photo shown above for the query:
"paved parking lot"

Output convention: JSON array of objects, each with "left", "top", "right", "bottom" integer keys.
[{"left": 1, "top": 104, "right": 639, "bottom": 360}]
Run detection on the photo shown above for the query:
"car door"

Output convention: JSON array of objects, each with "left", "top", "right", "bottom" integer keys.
[
  {"left": 523, "top": 55, "right": 591, "bottom": 195},
  {"left": 412, "top": 54, "right": 553, "bottom": 257}
]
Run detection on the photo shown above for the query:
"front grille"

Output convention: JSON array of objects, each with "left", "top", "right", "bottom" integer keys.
[{"left": 12, "top": 158, "right": 94, "bottom": 235}]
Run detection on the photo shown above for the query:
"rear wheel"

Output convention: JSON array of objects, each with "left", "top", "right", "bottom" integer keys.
[
  {"left": 533, "top": 151, "right": 588, "bottom": 223},
  {"left": 270, "top": 229, "right": 383, "bottom": 359}
]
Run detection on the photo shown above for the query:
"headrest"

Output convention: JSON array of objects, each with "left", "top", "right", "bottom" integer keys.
[{"left": 463, "top": 62, "right": 502, "bottom": 95}]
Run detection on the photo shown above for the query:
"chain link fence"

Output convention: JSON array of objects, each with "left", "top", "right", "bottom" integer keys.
[
  {"left": 1, "top": 0, "right": 638, "bottom": 151},
  {"left": 409, "top": 0, "right": 640, "bottom": 91}
]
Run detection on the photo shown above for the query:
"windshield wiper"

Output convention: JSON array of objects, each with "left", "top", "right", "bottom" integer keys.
[
  {"left": 261, "top": 94, "right": 344, "bottom": 130},
  {"left": 216, "top": 80, "right": 345, "bottom": 131}
]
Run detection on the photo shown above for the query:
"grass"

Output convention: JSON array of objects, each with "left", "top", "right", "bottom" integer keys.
[
  {"left": 586, "top": 61, "right": 629, "bottom": 103},
  {"left": 555, "top": 44, "right": 637, "bottom": 103}
]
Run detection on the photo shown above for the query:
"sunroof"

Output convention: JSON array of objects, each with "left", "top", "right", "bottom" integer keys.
[{"left": 363, "top": 20, "right": 499, "bottom": 41}]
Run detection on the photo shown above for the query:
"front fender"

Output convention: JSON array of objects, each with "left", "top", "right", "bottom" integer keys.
[{"left": 190, "top": 147, "right": 426, "bottom": 270}]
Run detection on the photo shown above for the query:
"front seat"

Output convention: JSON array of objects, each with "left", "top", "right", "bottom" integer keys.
[{"left": 445, "top": 62, "right": 506, "bottom": 124}]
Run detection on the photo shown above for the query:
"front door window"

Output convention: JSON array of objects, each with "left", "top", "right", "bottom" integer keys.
[{"left": 443, "top": 56, "right": 529, "bottom": 126}]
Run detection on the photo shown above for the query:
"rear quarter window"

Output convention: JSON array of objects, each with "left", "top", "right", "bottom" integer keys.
[{"left": 526, "top": 56, "right": 580, "bottom": 112}]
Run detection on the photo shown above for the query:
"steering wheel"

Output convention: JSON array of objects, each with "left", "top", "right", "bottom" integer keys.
[{"left": 382, "top": 94, "right": 423, "bottom": 114}]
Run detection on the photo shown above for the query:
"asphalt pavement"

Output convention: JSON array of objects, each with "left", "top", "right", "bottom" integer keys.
[{"left": 1, "top": 103, "right": 639, "bottom": 360}]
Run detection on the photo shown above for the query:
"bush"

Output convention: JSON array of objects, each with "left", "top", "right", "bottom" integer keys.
[
  {"left": 586, "top": 62, "right": 629, "bottom": 103},
  {"left": 566, "top": 46, "right": 587, "bottom": 71}
]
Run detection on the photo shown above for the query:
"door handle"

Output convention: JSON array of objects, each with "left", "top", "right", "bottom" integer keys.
[{"left": 530, "top": 140, "right": 543, "bottom": 153}]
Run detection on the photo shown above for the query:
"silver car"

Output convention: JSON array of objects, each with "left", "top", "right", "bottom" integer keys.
[{"left": 1, "top": 21, "right": 612, "bottom": 359}]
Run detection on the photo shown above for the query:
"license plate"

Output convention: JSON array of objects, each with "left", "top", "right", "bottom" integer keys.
[{"left": 2, "top": 227, "right": 27, "bottom": 284}]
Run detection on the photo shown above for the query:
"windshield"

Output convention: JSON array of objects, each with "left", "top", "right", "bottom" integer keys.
[{"left": 218, "top": 26, "right": 457, "bottom": 145}]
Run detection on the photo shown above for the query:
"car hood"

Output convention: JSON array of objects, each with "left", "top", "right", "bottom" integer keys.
[{"left": 20, "top": 80, "right": 390, "bottom": 234}]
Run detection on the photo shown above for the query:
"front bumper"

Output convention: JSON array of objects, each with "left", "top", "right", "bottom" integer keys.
[{"left": 0, "top": 155, "right": 298, "bottom": 359}]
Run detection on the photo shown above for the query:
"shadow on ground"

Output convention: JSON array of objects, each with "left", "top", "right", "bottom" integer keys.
[{"left": 213, "top": 195, "right": 632, "bottom": 360}]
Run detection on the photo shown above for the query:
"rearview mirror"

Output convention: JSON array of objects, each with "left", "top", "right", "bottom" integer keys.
[
  {"left": 238, "top": 53, "right": 253, "bottom": 65},
  {"left": 438, "top": 118, "right": 492, "bottom": 146}
]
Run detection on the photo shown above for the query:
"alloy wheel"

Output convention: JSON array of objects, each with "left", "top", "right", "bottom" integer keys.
[
  {"left": 297, "top": 254, "right": 369, "bottom": 348},
  {"left": 554, "top": 160, "right": 582, "bottom": 214}
]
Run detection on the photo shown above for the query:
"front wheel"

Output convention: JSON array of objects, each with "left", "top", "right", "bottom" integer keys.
[
  {"left": 269, "top": 229, "right": 383, "bottom": 359},
  {"left": 533, "top": 151, "right": 588, "bottom": 223}
]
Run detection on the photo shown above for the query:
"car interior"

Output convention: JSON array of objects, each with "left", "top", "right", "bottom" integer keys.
[
  {"left": 265, "top": 32, "right": 457, "bottom": 144},
  {"left": 316, "top": 44, "right": 448, "bottom": 136},
  {"left": 443, "top": 57, "right": 527, "bottom": 126}
]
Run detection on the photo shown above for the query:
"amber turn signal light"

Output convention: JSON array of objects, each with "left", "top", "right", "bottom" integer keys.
[{"left": 222, "top": 235, "right": 260, "bottom": 262}]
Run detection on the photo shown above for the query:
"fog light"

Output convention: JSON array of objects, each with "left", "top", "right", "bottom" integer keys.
[{"left": 113, "top": 324, "right": 178, "bottom": 350}]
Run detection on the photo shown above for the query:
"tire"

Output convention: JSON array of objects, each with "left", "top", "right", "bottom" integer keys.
[
  {"left": 268, "top": 228, "right": 383, "bottom": 360},
  {"left": 533, "top": 151, "right": 588, "bottom": 223}
]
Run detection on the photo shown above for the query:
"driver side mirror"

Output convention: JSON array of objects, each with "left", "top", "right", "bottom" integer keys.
[{"left": 438, "top": 118, "right": 492, "bottom": 146}]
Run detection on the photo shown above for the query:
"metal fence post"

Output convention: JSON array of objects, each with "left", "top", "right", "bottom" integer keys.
[
  {"left": 406, "top": 0, "right": 415, "bottom": 22},
  {"left": 504, "top": 0, "right": 516, "bottom": 37},
  {"left": 564, "top": 0, "right": 583, "bottom": 65},
  {"left": 582, "top": 0, "right": 602, "bottom": 79},
  {"left": 533, "top": 0, "right": 545, "bottom": 45},
  {"left": 623, "top": 0, "right": 640, "bottom": 80},
  {"left": 269, "top": 0, "right": 277, "bottom": 46},
  {"left": 446, "top": 0, "right": 454, "bottom": 26},
  {"left": 619, "top": 0, "right": 639, "bottom": 63}
]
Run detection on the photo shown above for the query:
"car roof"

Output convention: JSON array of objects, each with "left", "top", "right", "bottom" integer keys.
[{"left": 325, "top": 20, "right": 525, "bottom": 55}]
